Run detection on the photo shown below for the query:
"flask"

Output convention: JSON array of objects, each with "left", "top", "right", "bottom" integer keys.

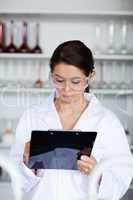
[
  {"left": 5, "top": 20, "right": 17, "bottom": 53},
  {"left": 18, "top": 21, "right": 30, "bottom": 53},
  {"left": 0, "top": 21, "right": 5, "bottom": 53},
  {"left": 31, "top": 23, "right": 42, "bottom": 53},
  {"left": 2, "top": 120, "right": 13, "bottom": 146}
]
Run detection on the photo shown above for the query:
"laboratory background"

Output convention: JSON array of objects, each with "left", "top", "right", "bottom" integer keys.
[{"left": 0, "top": 0, "right": 133, "bottom": 199}]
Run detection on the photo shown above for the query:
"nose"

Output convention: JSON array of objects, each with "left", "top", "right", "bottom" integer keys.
[{"left": 63, "top": 81, "right": 71, "bottom": 92}]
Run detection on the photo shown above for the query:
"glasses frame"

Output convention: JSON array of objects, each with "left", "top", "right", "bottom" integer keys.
[{"left": 51, "top": 73, "right": 91, "bottom": 91}]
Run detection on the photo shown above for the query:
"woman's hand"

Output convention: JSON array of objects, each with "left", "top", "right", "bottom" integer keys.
[
  {"left": 23, "top": 142, "right": 38, "bottom": 175},
  {"left": 23, "top": 142, "right": 30, "bottom": 165},
  {"left": 77, "top": 155, "right": 97, "bottom": 174}
]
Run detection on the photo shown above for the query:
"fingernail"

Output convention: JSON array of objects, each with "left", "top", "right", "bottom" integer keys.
[{"left": 81, "top": 156, "right": 87, "bottom": 161}]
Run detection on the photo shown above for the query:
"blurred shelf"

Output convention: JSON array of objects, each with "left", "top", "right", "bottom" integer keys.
[
  {"left": 0, "top": 87, "right": 54, "bottom": 94},
  {"left": 94, "top": 54, "right": 133, "bottom": 61},
  {"left": 91, "top": 89, "right": 133, "bottom": 95},
  {"left": 0, "top": 87, "right": 133, "bottom": 95},
  {"left": 0, "top": 53, "right": 48, "bottom": 60},
  {"left": 0, "top": 54, "right": 133, "bottom": 61},
  {"left": 0, "top": 10, "right": 133, "bottom": 17},
  {"left": 0, "top": 143, "right": 11, "bottom": 149}
]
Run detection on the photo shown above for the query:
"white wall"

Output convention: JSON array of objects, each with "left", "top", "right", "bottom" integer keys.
[{"left": 0, "top": 0, "right": 133, "bottom": 13}]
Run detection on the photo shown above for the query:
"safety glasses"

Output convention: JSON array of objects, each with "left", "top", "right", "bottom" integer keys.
[{"left": 51, "top": 74, "right": 90, "bottom": 91}]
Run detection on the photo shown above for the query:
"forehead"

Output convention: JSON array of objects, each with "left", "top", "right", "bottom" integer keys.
[{"left": 52, "top": 63, "right": 86, "bottom": 78}]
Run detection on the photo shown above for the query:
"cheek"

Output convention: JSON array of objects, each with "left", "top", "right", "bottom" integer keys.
[
  {"left": 55, "top": 88, "right": 63, "bottom": 95},
  {"left": 55, "top": 88, "right": 68, "bottom": 98}
]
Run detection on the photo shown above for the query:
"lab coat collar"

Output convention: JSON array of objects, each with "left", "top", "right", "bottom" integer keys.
[
  {"left": 41, "top": 90, "right": 102, "bottom": 130},
  {"left": 44, "top": 90, "right": 101, "bottom": 113}
]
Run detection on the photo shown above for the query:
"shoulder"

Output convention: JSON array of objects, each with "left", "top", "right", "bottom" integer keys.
[
  {"left": 100, "top": 105, "right": 122, "bottom": 128},
  {"left": 20, "top": 92, "right": 54, "bottom": 119},
  {"left": 86, "top": 92, "right": 121, "bottom": 125},
  {"left": 97, "top": 103, "right": 126, "bottom": 144},
  {"left": 15, "top": 93, "right": 54, "bottom": 141}
]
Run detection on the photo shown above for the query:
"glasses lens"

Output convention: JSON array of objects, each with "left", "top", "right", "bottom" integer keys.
[{"left": 52, "top": 74, "right": 89, "bottom": 91}]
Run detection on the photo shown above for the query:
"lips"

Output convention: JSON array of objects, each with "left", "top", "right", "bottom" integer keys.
[{"left": 62, "top": 95, "right": 72, "bottom": 98}]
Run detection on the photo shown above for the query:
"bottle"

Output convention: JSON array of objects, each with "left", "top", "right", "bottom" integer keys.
[
  {"left": 2, "top": 120, "right": 13, "bottom": 146},
  {"left": 31, "top": 23, "right": 42, "bottom": 53},
  {"left": 5, "top": 20, "right": 17, "bottom": 53},
  {"left": 18, "top": 21, "right": 30, "bottom": 53},
  {"left": 108, "top": 21, "right": 115, "bottom": 54},
  {"left": 0, "top": 21, "right": 5, "bottom": 53},
  {"left": 34, "top": 64, "right": 44, "bottom": 88}
]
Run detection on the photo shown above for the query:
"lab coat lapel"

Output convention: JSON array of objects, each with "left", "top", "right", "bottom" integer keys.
[
  {"left": 73, "top": 92, "right": 101, "bottom": 130},
  {"left": 41, "top": 91, "right": 62, "bottom": 130}
]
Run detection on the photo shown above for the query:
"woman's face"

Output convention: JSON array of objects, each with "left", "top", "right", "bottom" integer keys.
[{"left": 51, "top": 62, "right": 88, "bottom": 103}]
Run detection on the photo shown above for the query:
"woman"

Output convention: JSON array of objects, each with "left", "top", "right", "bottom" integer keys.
[{"left": 11, "top": 40, "right": 132, "bottom": 200}]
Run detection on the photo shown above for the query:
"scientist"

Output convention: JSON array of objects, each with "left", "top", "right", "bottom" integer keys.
[{"left": 11, "top": 40, "right": 132, "bottom": 200}]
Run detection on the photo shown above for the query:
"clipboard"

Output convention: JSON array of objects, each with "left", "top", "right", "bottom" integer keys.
[{"left": 27, "top": 130, "right": 97, "bottom": 170}]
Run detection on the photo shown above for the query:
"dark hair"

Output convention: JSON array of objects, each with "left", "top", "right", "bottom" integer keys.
[{"left": 49, "top": 40, "right": 94, "bottom": 76}]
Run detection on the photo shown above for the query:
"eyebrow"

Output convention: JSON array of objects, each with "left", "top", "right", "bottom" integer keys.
[{"left": 54, "top": 73, "right": 82, "bottom": 79}]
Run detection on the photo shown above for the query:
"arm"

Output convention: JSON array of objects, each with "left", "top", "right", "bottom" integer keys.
[
  {"left": 95, "top": 112, "right": 133, "bottom": 200},
  {"left": 77, "top": 111, "right": 133, "bottom": 200},
  {"left": 10, "top": 110, "right": 40, "bottom": 192}
]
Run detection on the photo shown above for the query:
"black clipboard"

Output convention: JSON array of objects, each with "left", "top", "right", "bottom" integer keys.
[{"left": 27, "top": 130, "right": 97, "bottom": 170}]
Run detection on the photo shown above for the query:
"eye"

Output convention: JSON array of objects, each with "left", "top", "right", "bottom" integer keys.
[
  {"left": 71, "top": 79, "right": 81, "bottom": 84},
  {"left": 55, "top": 78, "right": 64, "bottom": 83}
]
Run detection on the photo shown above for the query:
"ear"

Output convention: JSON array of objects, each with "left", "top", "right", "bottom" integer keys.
[{"left": 90, "top": 69, "right": 96, "bottom": 81}]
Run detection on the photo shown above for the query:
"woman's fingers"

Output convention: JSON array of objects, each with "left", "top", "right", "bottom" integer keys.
[
  {"left": 77, "top": 155, "right": 97, "bottom": 174},
  {"left": 23, "top": 142, "right": 30, "bottom": 164},
  {"left": 77, "top": 160, "right": 93, "bottom": 174}
]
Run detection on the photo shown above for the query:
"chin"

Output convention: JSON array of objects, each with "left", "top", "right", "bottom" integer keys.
[
  {"left": 60, "top": 94, "right": 73, "bottom": 103},
  {"left": 56, "top": 90, "right": 82, "bottom": 102},
  {"left": 62, "top": 95, "right": 72, "bottom": 101}
]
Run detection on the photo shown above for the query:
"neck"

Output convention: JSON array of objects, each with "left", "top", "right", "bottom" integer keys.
[{"left": 54, "top": 94, "right": 88, "bottom": 114}]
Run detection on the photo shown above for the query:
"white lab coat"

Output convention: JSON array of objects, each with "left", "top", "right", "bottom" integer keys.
[{"left": 10, "top": 91, "right": 133, "bottom": 200}]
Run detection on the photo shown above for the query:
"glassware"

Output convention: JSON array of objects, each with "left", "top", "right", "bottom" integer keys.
[
  {"left": 5, "top": 20, "right": 17, "bottom": 53},
  {"left": 109, "top": 61, "right": 119, "bottom": 89},
  {"left": 13, "top": 21, "right": 23, "bottom": 51},
  {"left": 108, "top": 21, "right": 115, "bottom": 54},
  {"left": 94, "top": 23, "right": 101, "bottom": 55},
  {"left": 119, "top": 62, "right": 128, "bottom": 89},
  {"left": 18, "top": 21, "right": 31, "bottom": 53},
  {"left": 2, "top": 119, "right": 14, "bottom": 146},
  {"left": 5, "top": 60, "right": 17, "bottom": 88},
  {"left": 0, "top": 21, "right": 5, "bottom": 53},
  {"left": 15, "top": 60, "right": 25, "bottom": 87},
  {"left": 99, "top": 61, "right": 108, "bottom": 89},
  {"left": 120, "top": 20, "right": 128, "bottom": 54},
  {"left": 0, "top": 59, "right": 7, "bottom": 87},
  {"left": 90, "top": 61, "right": 100, "bottom": 89},
  {"left": 34, "top": 62, "right": 44, "bottom": 88},
  {"left": 5, "top": 60, "right": 12, "bottom": 88},
  {"left": 43, "top": 59, "right": 52, "bottom": 88},
  {"left": 128, "top": 22, "right": 133, "bottom": 54},
  {"left": 125, "top": 61, "right": 131, "bottom": 89},
  {"left": 128, "top": 62, "right": 133, "bottom": 89},
  {"left": 23, "top": 60, "right": 33, "bottom": 88},
  {"left": 31, "top": 23, "right": 42, "bottom": 53}
]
